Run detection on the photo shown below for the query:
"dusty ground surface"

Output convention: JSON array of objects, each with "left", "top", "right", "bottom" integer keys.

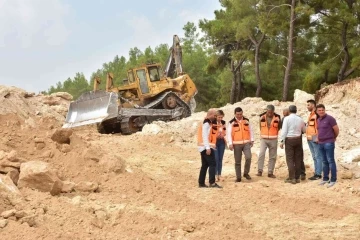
[{"left": 0, "top": 81, "right": 360, "bottom": 240}]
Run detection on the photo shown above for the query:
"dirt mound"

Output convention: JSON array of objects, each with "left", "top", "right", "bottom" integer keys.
[
  {"left": 0, "top": 84, "right": 360, "bottom": 239},
  {"left": 316, "top": 78, "right": 360, "bottom": 104}
]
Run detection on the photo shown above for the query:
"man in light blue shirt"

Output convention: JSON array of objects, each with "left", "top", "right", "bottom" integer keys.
[{"left": 280, "top": 105, "right": 306, "bottom": 184}]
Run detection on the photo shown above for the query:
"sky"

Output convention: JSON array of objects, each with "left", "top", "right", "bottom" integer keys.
[{"left": 0, "top": 0, "right": 221, "bottom": 93}]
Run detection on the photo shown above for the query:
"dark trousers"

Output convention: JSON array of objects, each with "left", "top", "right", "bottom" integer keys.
[
  {"left": 285, "top": 138, "right": 303, "bottom": 180},
  {"left": 301, "top": 156, "right": 306, "bottom": 176},
  {"left": 300, "top": 137, "right": 306, "bottom": 176},
  {"left": 198, "top": 149, "right": 216, "bottom": 185}
]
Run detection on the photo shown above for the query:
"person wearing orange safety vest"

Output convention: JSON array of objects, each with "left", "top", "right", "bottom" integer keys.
[
  {"left": 197, "top": 108, "right": 222, "bottom": 188},
  {"left": 256, "top": 105, "right": 282, "bottom": 178},
  {"left": 306, "top": 99, "right": 322, "bottom": 180},
  {"left": 211, "top": 110, "right": 226, "bottom": 182},
  {"left": 226, "top": 107, "right": 254, "bottom": 182}
]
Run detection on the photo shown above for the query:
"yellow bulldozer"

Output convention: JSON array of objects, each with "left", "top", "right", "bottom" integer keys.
[{"left": 62, "top": 35, "right": 197, "bottom": 134}]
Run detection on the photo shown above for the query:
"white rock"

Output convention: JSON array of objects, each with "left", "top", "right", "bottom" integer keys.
[
  {"left": 141, "top": 123, "right": 162, "bottom": 135},
  {"left": 342, "top": 148, "right": 360, "bottom": 163},
  {"left": 293, "top": 89, "right": 314, "bottom": 104},
  {"left": 0, "top": 175, "right": 23, "bottom": 205},
  {"left": 0, "top": 219, "right": 8, "bottom": 228},
  {"left": 348, "top": 128, "right": 357, "bottom": 135}
]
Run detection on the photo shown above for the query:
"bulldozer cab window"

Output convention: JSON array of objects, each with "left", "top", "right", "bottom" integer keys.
[
  {"left": 128, "top": 71, "right": 135, "bottom": 83},
  {"left": 148, "top": 67, "right": 160, "bottom": 82},
  {"left": 136, "top": 69, "right": 150, "bottom": 94}
]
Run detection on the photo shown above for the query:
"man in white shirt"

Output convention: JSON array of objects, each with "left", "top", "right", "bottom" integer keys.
[
  {"left": 227, "top": 107, "right": 254, "bottom": 182},
  {"left": 280, "top": 105, "right": 306, "bottom": 184}
]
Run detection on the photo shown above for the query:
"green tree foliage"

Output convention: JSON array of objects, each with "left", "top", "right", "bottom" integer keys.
[{"left": 45, "top": 2, "right": 360, "bottom": 107}]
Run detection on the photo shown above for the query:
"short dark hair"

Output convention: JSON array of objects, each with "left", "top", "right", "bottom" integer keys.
[
  {"left": 216, "top": 109, "right": 225, "bottom": 116},
  {"left": 234, "top": 107, "right": 243, "bottom": 114},
  {"left": 289, "top": 105, "right": 297, "bottom": 113},
  {"left": 316, "top": 104, "right": 325, "bottom": 109},
  {"left": 307, "top": 99, "right": 316, "bottom": 105}
]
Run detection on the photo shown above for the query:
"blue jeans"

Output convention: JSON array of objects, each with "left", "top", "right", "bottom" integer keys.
[
  {"left": 308, "top": 140, "right": 322, "bottom": 176},
  {"left": 318, "top": 142, "right": 337, "bottom": 182},
  {"left": 214, "top": 139, "right": 226, "bottom": 175}
]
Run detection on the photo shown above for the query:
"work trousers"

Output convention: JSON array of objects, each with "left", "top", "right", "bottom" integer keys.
[
  {"left": 234, "top": 143, "right": 252, "bottom": 179},
  {"left": 258, "top": 138, "right": 278, "bottom": 174},
  {"left": 285, "top": 138, "right": 303, "bottom": 180},
  {"left": 198, "top": 149, "right": 216, "bottom": 185}
]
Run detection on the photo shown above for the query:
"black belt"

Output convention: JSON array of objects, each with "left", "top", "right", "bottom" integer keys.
[{"left": 286, "top": 136, "right": 301, "bottom": 139}]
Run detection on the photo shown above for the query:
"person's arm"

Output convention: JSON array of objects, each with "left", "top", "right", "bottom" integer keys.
[
  {"left": 278, "top": 116, "right": 282, "bottom": 130},
  {"left": 202, "top": 122, "right": 211, "bottom": 150},
  {"left": 301, "top": 120, "right": 306, "bottom": 134},
  {"left": 227, "top": 122, "right": 233, "bottom": 150},
  {"left": 249, "top": 122, "right": 254, "bottom": 147},
  {"left": 333, "top": 125, "right": 339, "bottom": 140},
  {"left": 259, "top": 118, "right": 262, "bottom": 131},
  {"left": 280, "top": 117, "right": 288, "bottom": 143}
]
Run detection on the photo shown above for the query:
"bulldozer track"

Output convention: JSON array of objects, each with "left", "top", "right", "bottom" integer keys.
[{"left": 119, "top": 91, "right": 191, "bottom": 134}]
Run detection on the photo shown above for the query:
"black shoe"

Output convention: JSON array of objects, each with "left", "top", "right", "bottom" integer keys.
[
  {"left": 244, "top": 174, "right": 252, "bottom": 180},
  {"left": 210, "top": 183, "right": 223, "bottom": 188},
  {"left": 198, "top": 184, "right": 208, "bottom": 188},
  {"left": 308, "top": 175, "right": 321, "bottom": 180},
  {"left": 268, "top": 173, "right": 276, "bottom": 178},
  {"left": 300, "top": 175, "right": 306, "bottom": 181},
  {"left": 256, "top": 171, "right": 262, "bottom": 177},
  {"left": 235, "top": 178, "right": 242, "bottom": 183}
]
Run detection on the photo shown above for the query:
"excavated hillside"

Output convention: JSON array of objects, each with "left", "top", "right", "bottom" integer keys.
[{"left": 0, "top": 81, "right": 360, "bottom": 240}]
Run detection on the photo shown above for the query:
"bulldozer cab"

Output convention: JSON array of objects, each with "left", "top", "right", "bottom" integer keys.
[{"left": 128, "top": 64, "right": 163, "bottom": 96}]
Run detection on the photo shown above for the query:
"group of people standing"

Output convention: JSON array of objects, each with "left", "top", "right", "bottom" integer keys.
[{"left": 197, "top": 100, "right": 339, "bottom": 189}]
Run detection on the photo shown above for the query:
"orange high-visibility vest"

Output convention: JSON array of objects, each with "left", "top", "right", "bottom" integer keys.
[
  {"left": 197, "top": 118, "right": 216, "bottom": 148},
  {"left": 306, "top": 111, "right": 318, "bottom": 140},
  {"left": 210, "top": 120, "right": 226, "bottom": 142},
  {"left": 230, "top": 117, "right": 251, "bottom": 144},
  {"left": 260, "top": 114, "right": 280, "bottom": 139}
]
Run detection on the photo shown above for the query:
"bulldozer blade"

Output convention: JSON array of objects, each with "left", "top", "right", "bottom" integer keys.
[{"left": 62, "top": 91, "right": 119, "bottom": 128}]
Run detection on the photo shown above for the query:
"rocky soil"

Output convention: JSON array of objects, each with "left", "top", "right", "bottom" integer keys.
[{"left": 0, "top": 80, "right": 360, "bottom": 240}]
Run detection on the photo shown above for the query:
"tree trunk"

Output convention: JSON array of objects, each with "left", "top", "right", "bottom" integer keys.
[
  {"left": 337, "top": 22, "right": 349, "bottom": 82},
  {"left": 230, "top": 60, "right": 237, "bottom": 104},
  {"left": 282, "top": 0, "right": 296, "bottom": 102},
  {"left": 230, "top": 72, "right": 237, "bottom": 104},
  {"left": 250, "top": 34, "right": 265, "bottom": 97},
  {"left": 236, "top": 70, "right": 242, "bottom": 102}
]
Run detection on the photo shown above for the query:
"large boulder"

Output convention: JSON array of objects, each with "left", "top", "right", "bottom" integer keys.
[
  {"left": 0, "top": 174, "right": 23, "bottom": 205},
  {"left": 293, "top": 89, "right": 314, "bottom": 105},
  {"left": 18, "top": 161, "right": 62, "bottom": 193}
]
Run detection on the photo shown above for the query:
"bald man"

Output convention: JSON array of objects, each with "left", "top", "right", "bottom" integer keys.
[{"left": 197, "top": 108, "right": 222, "bottom": 188}]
